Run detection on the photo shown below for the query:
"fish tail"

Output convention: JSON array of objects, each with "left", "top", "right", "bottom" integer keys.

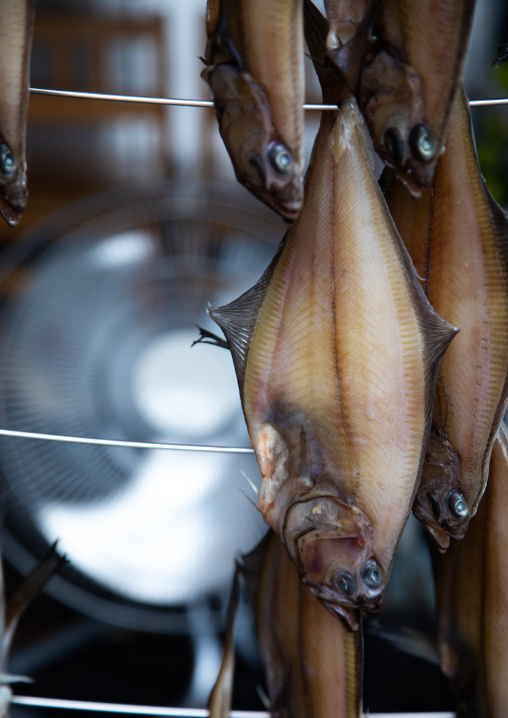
[{"left": 303, "top": 0, "right": 350, "bottom": 106}]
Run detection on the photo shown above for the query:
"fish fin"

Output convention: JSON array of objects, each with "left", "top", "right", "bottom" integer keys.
[
  {"left": 208, "top": 237, "right": 286, "bottom": 391},
  {"left": 256, "top": 684, "right": 270, "bottom": 711},
  {"left": 386, "top": 197, "right": 459, "bottom": 376},
  {"left": 367, "top": 619, "right": 440, "bottom": 665},
  {"left": 303, "top": 0, "right": 349, "bottom": 105},
  {"left": 192, "top": 325, "right": 229, "bottom": 349},
  {"left": 240, "top": 470, "right": 259, "bottom": 498},
  {"left": 237, "top": 531, "right": 273, "bottom": 610},
  {"left": 208, "top": 568, "right": 241, "bottom": 718},
  {"left": 491, "top": 41, "right": 508, "bottom": 67},
  {"left": 3, "top": 542, "right": 67, "bottom": 659}
]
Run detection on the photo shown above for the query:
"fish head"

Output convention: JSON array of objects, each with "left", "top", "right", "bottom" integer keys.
[
  {"left": 203, "top": 63, "right": 303, "bottom": 222},
  {"left": 413, "top": 482, "right": 470, "bottom": 552},
  {"left": 282, "top": 496, "right": 385, "bottom": 630},
  {"left": 357, "top": 50, "right": 439, "bottom": 196},
  {"left": 413, "top": 432, "right": 468, "bottom": 552},
  {"left": 0, "top": 136, "right": 28, "bottom": 227}
]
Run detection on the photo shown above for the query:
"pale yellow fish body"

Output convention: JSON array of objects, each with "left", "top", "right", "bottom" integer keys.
[
  {"left": 0, "top": 0, "right": 34, "bottom": 226},
  {"left": 209, "top": 68, "right": 456, "bottom": 628},
  {"left": 435, "top": 423, "right": 508, "bottom": 717},
  {"left": 202, "top": 0, "right": 304, "bottom": 222},
  {"left": 251, "top": 532, "right": 363, "bottom": 718},
  {"left": 383, "top": 88, "right": 508, "bottom": 551},
  {"left": 325, "top": 0, "right": 475, "bottom": 196},
  {"left": 239, "top": 0, "right": 304, "bottom": 177}
]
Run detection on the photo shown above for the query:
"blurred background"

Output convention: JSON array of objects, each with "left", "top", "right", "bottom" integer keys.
[{"left": 0, "top": 0, "right": 507, "bottom": 716}]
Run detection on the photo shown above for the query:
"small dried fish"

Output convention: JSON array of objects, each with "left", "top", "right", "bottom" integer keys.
[
  {"left": 325, "top": 0, "right": 476, "bottom": 196},
  {"left": 202, "top": 1, "right": 456, "bottom": 629},
  {"left": 434, "top": 422, "right": 508, "bottom": 717},
  {"left": 245, "top": 532, "right": 363, "bottom": 718},
  {"left": 382, "top": 87, "right": 508, "bottom": 551},
  {"left": 208, "top": 570, "right": 240, "bottom": 718},
  {"left": 201, "top": 0, "right": 304, "bottom": 222},
  {"left": 0, "top": 0, "right": 35, "bottom": 227},
  {"left": 0, "top": 542, "right": 66, "bottom": 717}
]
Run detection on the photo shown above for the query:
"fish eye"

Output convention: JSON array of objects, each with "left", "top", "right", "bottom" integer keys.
[
  {"left": 383, "top": 128, "right": 404, "bottom": 164},
  {"left": 409, "top": 124, "right": 435, "bottom": 162},
  {"left": 427, "top": 492, "right": 441, "bottom": 517},
  {"left": 0, "top": 143, "right": 15, "bottom": 178},
  {"left": 361, "top": 560, "right": 381, "bottom": 590},
  {"left": 336, "top": 571, "right": 355, "bottom": 597},
  {"left": 447, "top": 490, "right": 468, "bottom": 519},
  {"left": 268, "top": 142, "right": 293, "bottom": 174}
]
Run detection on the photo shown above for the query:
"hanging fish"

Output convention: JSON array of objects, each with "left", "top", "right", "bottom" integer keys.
[
  {"left": 208, "top": 532, "right": 363, "bottom": 718},
  {"left": 433, "top": 422, "right": 508, "bottom": 717},
  {"left": 208, "top": 569, "right": 240, "bottom": 718},
  {"left": 382, "top": 87, "right": 508, "bottom": 551},
  {"left": 0, "top": 542, "right": 66, "bottom": 717},
  {"left": 201, "top": 0, "right": 304, "bottom": 222},
  {"left": 0, "top": 0, "right": 35, "bottom": 227},
  {"left": 325, "top": 0, "right": 476, "bottom": 196},
  {"left": 199, "top": 0, "right": 457, "bottom": 630},
  {"left": 244, "top": 531, "right": 363, "bottom": 718}
]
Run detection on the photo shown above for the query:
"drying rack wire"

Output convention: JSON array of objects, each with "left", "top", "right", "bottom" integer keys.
[
  {"left": 10, "top": 696, "right": 456, "bottom": 718},
  {"left": 28, "top": 87, "right": 508, "bottom": 109},
  {"left": 3, "top": 86, "right": 508, "bottom": 456},
  {"left": 2, "top": 86, "right": 504, "bottom": 718}
]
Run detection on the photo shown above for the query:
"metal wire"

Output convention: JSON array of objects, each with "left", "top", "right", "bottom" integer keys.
[
  {"left": 0, "top": 429, "right": 254, "bottom": 454},
  {"left": 3, "top": 87, "right": 507, "bottom": 455},
  {"left": 28, "top": 87, "right": 508, "bottom": 109},
  {"left": 11, "top": 697, "right": 456, "bottom": 718}
]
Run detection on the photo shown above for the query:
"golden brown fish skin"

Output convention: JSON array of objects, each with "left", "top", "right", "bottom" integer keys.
[
  {"left": 201, "top": 0, "right": 304, "bottom": 222},
  {"left": 244, "top": 531, "right": 363, "bottom": 718},
  {"left": 326, "top": 0, "right": 475, "bottom": 197},
  {"left": 434, "top": 423, "right": 508, "bottom": 717},
  {"left": 0, "top": 0, "right": 34, "bottom": 227},
  {"left": 207, "top": 572, "right": 240, "bottom": 718},
  {"left": 208, "top": 7, "right": 457, "bottom": 626},
  {"left": 383, "top": 87, "right": 508, "bottom": 551}
]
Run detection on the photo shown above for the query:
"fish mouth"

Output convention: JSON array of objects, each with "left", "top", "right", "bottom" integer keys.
[
  {"left": 0, "top": 195, "right": 25, "bottom": 227},
  {"left": 261, "top": 190, "right": 303, "bottom": 224},
  {"left": 385, "top": 160, "right": 438, "bottom": 200},
  {"left": 321, "top": 599, "right": 361, "bottom": 632},
  {"left": 413, "top": 502, "right": 468, "bottom": 552}
]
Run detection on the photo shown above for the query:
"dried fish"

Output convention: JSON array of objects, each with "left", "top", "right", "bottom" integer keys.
[
  {"left": 0, "top": 542, "right": 65, "bottom": 717},
  {"left": 0, "top": 0, "right": 35, "bottom": 227},
  {"left": 325, "top": 0, "right": 476, "bottom": 196},
  {"left": 245, "top": 532, "right": 363, "bottom": 718},
  {"left": 202, "top": 1, "right": 456, "bottom": 629},
  {"left": 208, "top": 570, "right": 240, "bottom": 718},
  {"left": 434, "top": 422, "right": 508, "bottom": 717},
  {"left": 201, "top": 0, "right": 304, "bottom": 222},
  {"left": 382, "top": 87, "right": 508, "bottom": 551}
]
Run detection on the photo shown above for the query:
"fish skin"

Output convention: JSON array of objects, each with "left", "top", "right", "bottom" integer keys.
[
  {"left": 242, "top": 531, "right": 363, "bottom": 718},
  {"left": 207, "top": 570, "right": 240, "bottom": 718},
  {"left": 433, "top": 423, "right": 508, "bottom": 717},
  {"left": 0, "top": 542, "right": 66, "bottom": 718},
  {"left": 206, "top": 2, "right": 457, "bottom": 628},
  {"left": 202, "top": 0, "right": 304, "bottom": 222},
  {"left": 382, "top": 87, "right": 508, "bottom": 551},
  {"left": 0, "top": 0, "right": 34, "bottom": 227},
  {"left": 326, "top": 0, "right": 475, "bottom": 197}
]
